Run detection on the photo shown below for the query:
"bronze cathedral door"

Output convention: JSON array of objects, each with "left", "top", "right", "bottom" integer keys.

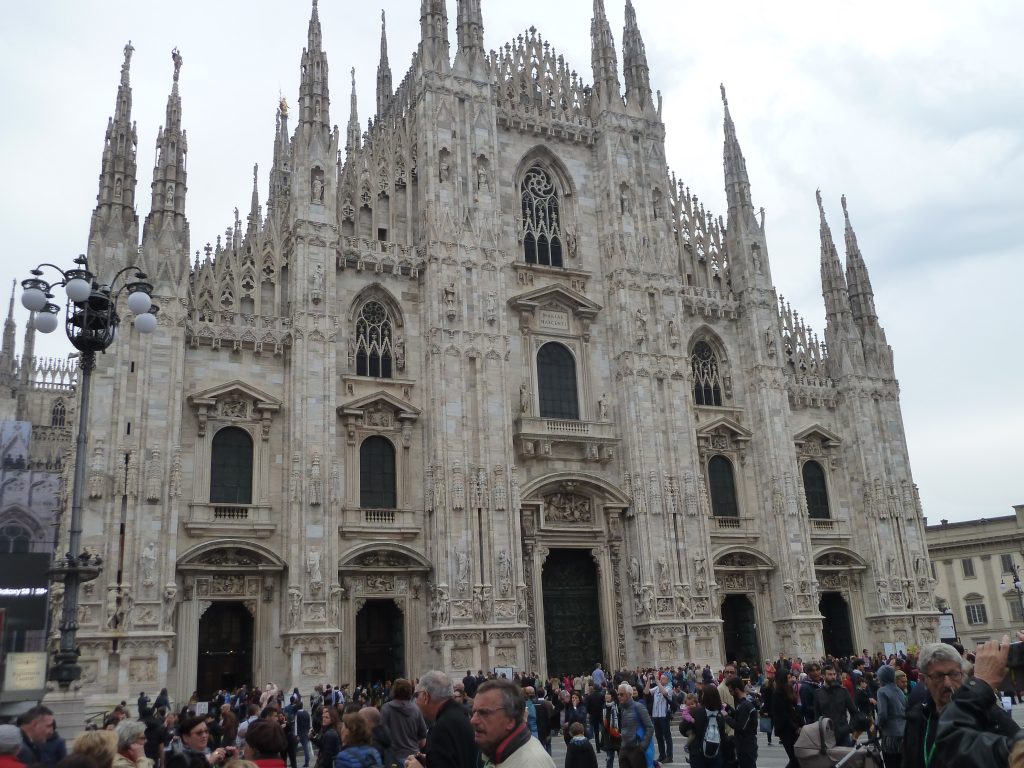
[{"left": 542, "top": 548, "right": 603, "bottom": 676}]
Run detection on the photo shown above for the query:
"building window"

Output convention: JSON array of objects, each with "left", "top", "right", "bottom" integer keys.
[
  {"left": 1009, "top": 599, "right": 1024, "bottom": 623},
  {"left": 50, "top": 400, "right": 66, "bottom": 427},
  {"left": 802, "top": 460, "right": 830, "bottom": 519},
  {"left": 521, "top": 165, "right": 563, "bottom": 268},
  {"left": 210, "top": 427, "right": 253, "bottom": 505},
  {"left": 691, "top": 341, "right": 722, "bottom": 406},
  {"left": 360, "top": 436, "right": 396, "bottom": 509},
  {"left": 536, "top": 342, "right": 579, "bottom": 420},
  {"left": 707, "top": 455, "right": 739, "bottom": 518},
  {"left": 1001, "top": 553, "right": 1015, "bottom": 574},
  {"left": 961, "top": 558, "right": 975, "bottom": 578},
  {"left": 0, "top": 523, "right": 31, "bottom": 554},
  {"left": 931, "top": 561, "right": 937, "bottom": 580},
  {"left": 965, "top": 602, "right": 988, "bottom": 625},
  {"left": 355, "top": 300, "right": 394, "bottom": 378}
]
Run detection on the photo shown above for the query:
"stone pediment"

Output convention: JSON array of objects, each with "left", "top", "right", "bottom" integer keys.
[
  {"left": 338, "top": 390, "right": 420, "bottom": 423},
  {"left": 794, "top": 424, "right": 842, "bottom": 449},
  {"left": 339, "top": 543, "right": 432, "bottom": 572},
  {"left": 713, "top": 547, "right": 776, "bottom": 570},
  {"left": 695, "top": 416, "right": 753, "bottom": 444},
  {"left": 507, "top": 284, "right": 601, "bottom": 320},
  {"left": 188, "top": 380, "right": 281, "bottom": 412},
  {"left": 814, "top": 547, "right": 868, "bottom": 570}
]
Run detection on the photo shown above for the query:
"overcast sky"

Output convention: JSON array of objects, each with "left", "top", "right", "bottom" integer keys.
[{"left": 1, "top": 1, "right": 1021, "bottom": 524}]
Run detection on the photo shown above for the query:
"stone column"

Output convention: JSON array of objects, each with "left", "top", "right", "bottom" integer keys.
[{"left": 175, "top": 592, "right": 199, "bottom": 700}]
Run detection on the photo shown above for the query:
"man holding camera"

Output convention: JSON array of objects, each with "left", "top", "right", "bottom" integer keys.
[{"left": 935, "top": 634, "right": 1022, "bottom": 768}]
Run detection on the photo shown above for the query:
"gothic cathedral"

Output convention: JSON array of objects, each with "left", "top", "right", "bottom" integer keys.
[{"left": 51, "top": 0, "right": 936, "bottom": 701}]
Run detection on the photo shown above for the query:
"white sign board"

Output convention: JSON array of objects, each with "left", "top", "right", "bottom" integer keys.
[
  {"left": 2, "top": 652, "right": 47, "bottom": 692},
  {"left": 492, "top": 666, "right": 514, "bottom": 680}
]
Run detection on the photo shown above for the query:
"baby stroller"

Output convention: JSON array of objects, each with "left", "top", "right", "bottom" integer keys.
[{"left": 794, "top": 717, "right": 883, "bottom": 768}]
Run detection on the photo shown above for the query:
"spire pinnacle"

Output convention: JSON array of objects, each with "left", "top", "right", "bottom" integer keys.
[
  {"left": 722, "top": 84, "right": 751, "bottom": 213},
  {"left": 299, "top": 0, "right": 330, "bottom": 128},
  {"left": 842, "top": 194, "right": 878, "bottom": 325},
  {"left": 622, "top": 0, "right": 652, "bottom": 112},
  {"left": 377, "top": 9, "right": 393, "bottom": 116},
  {"left": 591, "top": 0, "right": 621, "bottom": 109},
  {"left": 121, "top": 40, "right": 134, "bottom": 86},
  {"left": 419, "top": 0, "right": 451, "bottom": 72},
  {"left": 818, "top": 190, "right": 852, "bottom": 323},
  {"left": 455, "top": 0, "right": 485, "bottom": 57},
  {"left": 346, "top": 67, "right": 361, "bottom": 153},
  {"left": 143, "top": 47, "right": 188, "bottom": 237},
  {"left": 248, "top": 163, "right": 262, "bottom": 233}
]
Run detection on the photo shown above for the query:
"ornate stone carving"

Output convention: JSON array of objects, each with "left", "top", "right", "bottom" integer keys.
[
  {"left": 88, "top": 440, "right": 106, "bottom": 499},
  {"left": 497, "top": 550, "right": 513, "bottom": 597},
  {"left": 544, "top": 492, "right": 592, "bottom": 523},
  {"left": 287, "top": 586, "right": 302, "bottom": 629},
  {"left": 306, "top": 550, "right": 323, "bottom": 594},
  {"left": 211, "top": 575, "right": 245, "bottom": 596},
  {"left": 309, "top": 454, "right": 322, "bottom": 506}
]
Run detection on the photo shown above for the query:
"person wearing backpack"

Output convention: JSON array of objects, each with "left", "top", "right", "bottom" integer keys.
[
  {"left": 722, "top": 679, "right": 757, "bottom": 768},
  {"left": 679, "top": 685, "right": 725, "bottom": 768}
]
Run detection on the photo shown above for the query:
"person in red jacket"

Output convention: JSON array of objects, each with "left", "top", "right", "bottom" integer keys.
[{"left": 0, "top": 725, "right": 26, "bottom": 768}]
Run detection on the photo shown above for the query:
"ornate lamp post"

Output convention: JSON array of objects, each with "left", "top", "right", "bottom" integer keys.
[
  {"left": 1000, "top": 563, "right": 1024, "bottom": 624},
  {"left": 20, "top": 254, "right": 158, "bottom": 688}
]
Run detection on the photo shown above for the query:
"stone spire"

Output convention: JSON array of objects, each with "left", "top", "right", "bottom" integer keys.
[
  {"left": 94, "top": 41, "right": 139, "bottom": 215},
  {"left": 146, "top": 48, "right": 187, "bottom": 220},
  {"left": 622, "top": 0, "right": 652, "bottom": 112},
  {"left": 818, "top": 190, "right": 851, "bottom": 320},
  {"left": 299, "top": 0, "right": 331, "bottom": 130},
  {"left": 0, "top": 281, "right": 17, "bottom": 391},
  {"left": 346, "top": 68, "right": 361, "bottom": 154},
  {"left": 721, "top": 85, "right": 752, "bottom": 214},
  {"left": 247, "top": 164, "right": 262, "bottom": 234},
  {"left": 376, "top": 10, "right": 393, "bottom": 116},
  {"left": 15, "top": 312, "right": 35, "bottom": 421},
  {"left": 419, "top": 0, "right": 451, "bottom": 72},
  {"left": 591, "top": 0, "right": 621, "bottom": 109},
  {"left": 267, "top": 97, "right": 291, "bottom": 214},
  {"left": 842, "top": 195, "right": 877, "bottom": 326},
  {"left": 456, "top": 0, "right": 483, "bottom": 59}
]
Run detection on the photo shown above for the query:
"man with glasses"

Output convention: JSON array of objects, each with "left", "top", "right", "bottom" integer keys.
[
  {"left": 901, "top": 643, "right": 968, "bottom": 768},
  {"left": 470, "top": 678, "right": 555, "bottom": 766},
  {"left": 405, "top": 671, "right": 478, "bottom": 768},
  {"left": 616, "top": 683, "right": 653, "bottom": 765}
]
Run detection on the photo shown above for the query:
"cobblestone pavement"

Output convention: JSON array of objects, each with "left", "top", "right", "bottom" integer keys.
[{"left": 549, "top": 729, "right": 792, "bottom": 768}]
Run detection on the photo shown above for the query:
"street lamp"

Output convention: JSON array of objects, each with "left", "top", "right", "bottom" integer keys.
[
  {"left": 1000, "top": 563, "right": 1024, "bottom": 624},
  {"left": 21, "top": 254, "right": 159, "bottom": 688}
]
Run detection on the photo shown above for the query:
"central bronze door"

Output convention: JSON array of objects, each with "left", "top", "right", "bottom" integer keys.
[
  {"left": 355, "top": 599, "right": 404, "bottom": 684},
  {"left": 197, "top": 601, "right": 253, "bottom": 698},
  {"left": 542, "top": 548, "right": 603, "bottom": 677}
]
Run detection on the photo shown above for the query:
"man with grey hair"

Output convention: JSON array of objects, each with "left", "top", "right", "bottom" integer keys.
[
  {"left": 616, "top": 683, "right": 653, "bottom": 763},
  {"left": 406, "top": 671, "right": 478, "bottom": 768},
  {"left": 114, "top": 720, "right": 148, "bottom": 766},
  {"left": 902, "top": 642, "right": 969, "bottom": 768},
  {"left": 470, "top": 678, "right": 554, "bottom": 766}
]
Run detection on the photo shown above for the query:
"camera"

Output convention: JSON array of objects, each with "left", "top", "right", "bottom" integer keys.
[{"left": 1007, "top": 641, "right": 1024, "bottom": 670}]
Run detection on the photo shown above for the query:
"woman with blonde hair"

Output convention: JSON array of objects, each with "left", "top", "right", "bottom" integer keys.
[
  {"left": 73, "top": 730, "right": 118, "bottom": 768},
  {"left": 334, "top": 714, "right": 380, "bottom": 768}
]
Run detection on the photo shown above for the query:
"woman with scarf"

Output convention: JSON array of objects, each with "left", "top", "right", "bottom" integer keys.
[{"left": 602, "top": 690, "right": 621, "bottom": 768}]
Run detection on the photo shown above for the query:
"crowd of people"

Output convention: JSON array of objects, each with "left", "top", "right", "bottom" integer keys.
[{"left": 2, "top": 637, "right": 1023, "bottom": 768}]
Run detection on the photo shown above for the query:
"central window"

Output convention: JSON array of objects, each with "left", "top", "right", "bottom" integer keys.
[
  {"left": 537, "top": 342, "right": 579, "bottom": 420},
  {"left": 708, "top": 455, "right": 739, "bottom": 517},
  {"left": 356, "top": 300, "right": 394, "bottom": 378},
  {"left": 691, "top": 341, "right": 723, "bottom": 406},
  {"left": 210, "top": 427, "right": 253, "bottom": 505},
  {"left": 521, "top": 165, "right": 563, "bottom": 268},
  {"left": 360, "top": 436, "right": 396, "bottom": 509}
]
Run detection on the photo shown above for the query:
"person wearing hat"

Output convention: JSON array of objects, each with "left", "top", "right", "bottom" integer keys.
[{"left": 0, "top": 725, "right": 26, "bottom": 768}]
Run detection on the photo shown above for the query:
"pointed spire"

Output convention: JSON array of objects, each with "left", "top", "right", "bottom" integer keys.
[
  {"left": 0, "top": 281, "right": 17, "bottom": 387},
  {"left": 15, "top": 312, "right": 35, "bottom": 421},
  {"left": 376, "top": 10, "right": 393, "bottom": 116},
  {"left": 299, "top": 0, "right": 331, "bottom": 129},
  {"left": 842, "top": 194, "right": 878, "bottom": 325},
  {"left": 247, "top": 164, "right": 262, "bottom": 234},
  {"left": 455, "top": 0, "right": 485, "bottom": 57},
  {"left": 146, "top": 48, "right": 188, "bottom": 221},
  {"left": 721, "top": 85, "right": 752, "bottom": 214},
  {"left": 92, "top": 41, "right": 139, "bottom": 217},
  {"left": 591, "top": 0, "right": 621, "bottom": 108},
  {"left": 817, "top": 190, "right": 853, "bottom": 324},
  {"left": 622, "top": 0, "right": 652, "bottom": 111},
  {"left": 267, "top": 96, "right": 291, "bottom": 214},
  {"left": 346, "top": 68, "right": 361, "bottom": 154},
  {"left": 420, "top": 0, "right": 451, "bottom": 72}
]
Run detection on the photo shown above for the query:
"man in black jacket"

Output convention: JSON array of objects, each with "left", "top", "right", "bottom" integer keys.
[
  {"left": 409, "top": 671, "right": 479, "bottom": 768},
  {"left": 724, "top": 678, "right": 758, "bottom": 768},
  {"left": 812, "top": 666, "right": 858, "bottom": 745},
  {"left": 936, "top": 635, "right": 1022, "bottom": 768},
  {"left": 584, "top": 683, "right": 605, "bottom": 749},
  {"left": 902, "top": 642, "right": 968, "bottom": 768},
  {"left": 799, "top": 663, "right": 822, "bottom": 724}
]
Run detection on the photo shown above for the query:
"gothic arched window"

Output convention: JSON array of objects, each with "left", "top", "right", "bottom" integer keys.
[
  {"left": 691, "top": 341, "right": 723, "bottom": 406},
  {"left": 537, "top": 342, "right": 579, "bottom": 420},
  {"left": 0, "top": 523, "right": 31, "bottom": 554},
  {"left": 355, "top": 300, "right": 394, "bottom": 378},
  {"left": 50, "top": 400, "right": 66, "bottom": 427},
  {"left": 210, "top": 427, "right": 253, "bottom": 505},
  {"left": 360, "top": 436, "right": 396, "bottom": 509},
  {"left": 521, "top": 165, "right": 563, "bottom": 268},
  {"left": 802, "top": 460, "right": 831, "bottom": 519},
  {"left": 708, "top": 455, "right": 739, "bottom": 517}
]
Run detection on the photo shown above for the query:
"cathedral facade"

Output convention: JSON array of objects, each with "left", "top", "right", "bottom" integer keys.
[{"left": 48, "top": 0, "right": 937, "bottom": 702}]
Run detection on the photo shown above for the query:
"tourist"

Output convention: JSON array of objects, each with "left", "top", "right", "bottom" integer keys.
[
  {"left": 565, "top": 723, "right": 598, "bottom": 768},
  {"left": 313, "top": 708, "right": 341, "bottom": 768},
  {"left": 17, "top": 707, "right": 61, "bottom": 766},
  {"left": 113, "top": 722, "right": 152, "bottom": 768},
  {"left": 469, "top": 678, "right": 554, "bottom": 767},
  {"left": 407, "top": 671, "right": 478, "bottom": 768},
  {"left": 876, "top": 664, "right": 907, "bottom": 768},
  {"left": 601, "top": 690, "right": 621, "bottom": 768},
  {"left": 562, "top": 692, "right": 589, "bottom": 746},
  {"left": 812, "top": 665, "right": 858, "bottom": 745},
  {"left": 616, "top": 684, "right": 652, "bottom": 767},
  {"left": 358, "top": 708, "right": 392, "bottom": 767},
  {"left": 165, "top": 715, "right": 231, "bottom": 768},
  {"left": 644, "top": 673, "right": 673, "bottom": 765},
  {"left": 380, "top": 679, "right": 427, "bottom": 763},
  {"left": 0, "top": 725, "right": 25, "bottom": 768},
  {"left": 72, "top": 731, "right": 118, "bottom": 768},
  {"left": 679, "top": 685, "right": 724, "bottom": 768},
  {"left": 241, "top": 720, "right": 287, "bottom": 768},
  {"left": 723, "top": 678, "right": 757, "bottom": 768},
  {"left": 901, "top": 643, "right": 968, "bottom": 768},
  {"left": 334, "top": 714, "right": 380, "bottom": 768}
]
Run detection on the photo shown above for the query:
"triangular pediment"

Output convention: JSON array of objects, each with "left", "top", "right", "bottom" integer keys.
[
  {"left": 338, "top": 390, "right": 420, "bottom": 421},
  {"left": 794, "top": 424, "right": 842, "bottom": 448},
  {"left": 507, "top": 284, "right": 602, "bottom": 319},
  {"left": 695, "top": 416, "right": 753, "bottom": 443},
  {"left": 188, "top": 379, "right": 281, "bottom": 411}
]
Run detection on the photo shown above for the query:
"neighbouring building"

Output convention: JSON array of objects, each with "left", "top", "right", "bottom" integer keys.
[
  {"left": 40, "top": 0, "right": 937, "bottom": 706},
  {"left": 926, "top": 506, "right": 1024, "bottom": 647}
]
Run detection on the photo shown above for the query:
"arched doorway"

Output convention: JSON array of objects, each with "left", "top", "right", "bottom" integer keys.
[
  {"left": 820, "top": 592, "right": 854, "bottom": 657},
  {"left": 721, "top": 595, "right": 759, "bottom": 664},
  {"left": 542, "top": 549, "right": 602, "bottom": 677},
  {"left": 197, "top": 602, "right": 253, "bottom": 697},
  {"left": 355, "top": 600, "right": 404, "bottom": 685}
]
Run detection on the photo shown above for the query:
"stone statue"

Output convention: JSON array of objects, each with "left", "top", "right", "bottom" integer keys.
[
  {"left": 629, "top": 557, "right": 641, "bottom": 594},
  {"left": 497, "top": 550, "right": 513, "bottom": 596},
  {"left": 657, "top": 555, "right": 670, "bottom": 593},
  {"left": 519, "top": 383, "right": 531, "bottom": 414},
  {"left": 485, "top": 291, "right": 497, "bottom": 324},
  {"left": 140, "top": 541, "right": 157, "bottom": 586},
  {"left": 395, "top": 337, "right": 406, "bottom": 370},
  {"left": 162, "top": 584, "right": 177, "bottom": 628},
  {"left": 635, "top": 308, "right": 648, "bottom": 341},
  {"left": 288, "top": 587, "right": 302, "bottom": 629},
  {"left": 783, "top": 583, "right": 797, "bottom": 615},
  {"left": 456, "top": 552, "right": 470, "bottom": 594},
  {"left": 171, "top": 47, "right": 182, "bottom": 82},
  {"left": 49, "top": 582, "right": 65, "bottom": 632},
  {"left": 444, "top": 282, "right": 457, "bottom": 317},
  {"left": 306, "top": 549, "right": 323, "bottom": 587},
  {"left": 311, "top": 176, "right": 324, "bottom": 203},
  {"left": 309, "top": 454, "right": 322, "bottom": 506},
  {"left": 145, "top": 448, "right": 162, "bottom": 502},
  {"left": 88, "top": 442, "right": 105, "bottom": 499},
  {"left": 311, "top": 264, "right": 324, "bottom": 294},
  {"left": 598, "top": 393, "right": 609, "bottom": 421},
  {"left": 694, "top": 557, "right": 707, "bottom": 593}
]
